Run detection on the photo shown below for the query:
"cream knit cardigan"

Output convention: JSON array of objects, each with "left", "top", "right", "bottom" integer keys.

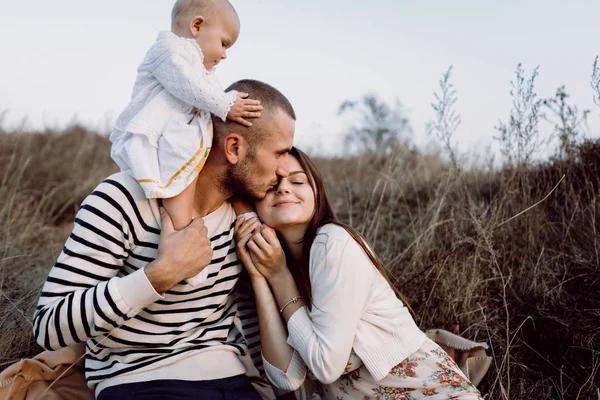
[{"left": 264, "top": 224, "right": 427, "bottom": 391}]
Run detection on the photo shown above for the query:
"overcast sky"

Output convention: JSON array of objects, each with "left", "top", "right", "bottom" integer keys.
[{"left": 1, "top": 0, "right": 598, "bottom": 157}]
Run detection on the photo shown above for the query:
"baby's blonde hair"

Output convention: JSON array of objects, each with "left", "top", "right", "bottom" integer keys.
[{"left": 171, "top": 0, "right": 233, "bottom": 32}]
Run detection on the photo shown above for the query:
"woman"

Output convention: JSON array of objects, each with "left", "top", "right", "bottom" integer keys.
[{"left": 234, "top": 147, "right": 482, "bottom": 399}]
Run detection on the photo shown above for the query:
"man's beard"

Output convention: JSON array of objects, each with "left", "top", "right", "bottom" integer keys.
[{"left": 221, "top": 156, "right": 266, "bottom": 201}]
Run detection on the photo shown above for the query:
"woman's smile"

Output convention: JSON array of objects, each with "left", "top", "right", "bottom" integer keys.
[{"left": 273, "top": 200, "right": 299, "bottom": 207}]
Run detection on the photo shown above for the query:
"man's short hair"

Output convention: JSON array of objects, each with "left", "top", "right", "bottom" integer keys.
[{"left": 212, "top": 79, "right": 296, "bottom": 150}]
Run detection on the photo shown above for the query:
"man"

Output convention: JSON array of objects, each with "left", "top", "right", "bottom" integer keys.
[{"left": 33, "top": 79, "right": 295, "bottom": 399}]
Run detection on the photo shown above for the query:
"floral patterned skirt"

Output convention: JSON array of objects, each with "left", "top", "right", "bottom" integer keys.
[{"left": 319, "top": 338, "right": 482, "bottom": 400}]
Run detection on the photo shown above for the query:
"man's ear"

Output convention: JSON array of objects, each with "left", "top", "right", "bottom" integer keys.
[
  {"left": 223, "top": 133, "right": 246, "bottom": 165},
  {"left": 190, "top": 15, "right": 206, "bottom": 37}
]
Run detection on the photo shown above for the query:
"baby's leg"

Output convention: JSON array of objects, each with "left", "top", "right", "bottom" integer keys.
[{"left": 163, "top": 176, "right": 197, "bottom": 230}]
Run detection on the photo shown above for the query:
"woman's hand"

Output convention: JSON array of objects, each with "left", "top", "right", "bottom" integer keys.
[
  {"left": 246, "top": 225, "right": 289, "bottom": 281},
  {"left": 234, "top": 217, "right": 265, "bottom": 281}
]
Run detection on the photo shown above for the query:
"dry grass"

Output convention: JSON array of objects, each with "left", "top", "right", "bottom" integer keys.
[
  {"left": 1, "top": 122, "right": 599, "bottom": 398},
  {"left": 314, "top": 144, "right": 600, "bottom": 399},
  {"left": 0, "top": 125, "right": 117, "bottom": 368}
]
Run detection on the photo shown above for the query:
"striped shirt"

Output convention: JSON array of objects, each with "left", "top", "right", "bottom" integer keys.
[{"left": 33, "top": 173, "right": 268, "bottom": 395}]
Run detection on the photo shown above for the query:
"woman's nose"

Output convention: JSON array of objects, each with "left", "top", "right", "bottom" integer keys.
[{"left": 276, "top": 182, "right": 291, "bottom": 195}]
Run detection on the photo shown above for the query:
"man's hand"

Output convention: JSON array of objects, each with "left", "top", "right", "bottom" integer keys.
[
  {"left": 145, "top": 207, "right": 213, "bottom": 293},
  {"left": 227, "top": 92, "right": 262, "bottom": 127}
]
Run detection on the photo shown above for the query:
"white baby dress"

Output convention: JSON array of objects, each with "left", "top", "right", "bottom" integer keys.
[{"left": 110, "top": 31, "right": 237, "bottom": 199}]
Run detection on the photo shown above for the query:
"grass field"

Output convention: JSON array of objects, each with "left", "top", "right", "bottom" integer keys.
[{"left": 1, "top": 63, "right": 599, "bottom": 399}]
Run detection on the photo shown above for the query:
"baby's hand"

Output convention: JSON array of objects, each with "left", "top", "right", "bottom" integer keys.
[{"left": 227, "top": 92, "right": 262, "bottom": 127}]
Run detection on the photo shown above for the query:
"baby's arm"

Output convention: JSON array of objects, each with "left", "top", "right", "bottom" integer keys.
[
  {"left": 153, "top": 52, "right": 233, "bottom": 120},
  {"left": 152, "top": 49, "right": 261, "bottom": 125}
]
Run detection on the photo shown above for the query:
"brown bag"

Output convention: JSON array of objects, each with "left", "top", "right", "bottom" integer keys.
[
  {"left": 0, "top": 343, "right": 94, "bottom": 400},
  {"left": 425, "top": 328, "right": 492, "bottom": 387}
]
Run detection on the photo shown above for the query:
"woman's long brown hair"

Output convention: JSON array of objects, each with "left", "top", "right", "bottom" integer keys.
[{"left": 285, "top": 147, "right": 411, "bottom": 311}]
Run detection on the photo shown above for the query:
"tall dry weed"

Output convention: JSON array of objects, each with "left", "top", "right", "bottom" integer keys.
[
  {"left": 495, "top": 64, "right": 544, "bottom": 168},
  {"left": 592, "top": 56, "right": 600, "bottom": 108}
]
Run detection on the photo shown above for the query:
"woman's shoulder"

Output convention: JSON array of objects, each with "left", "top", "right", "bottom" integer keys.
[
  {"left": 313, "top": 223, "right": 367, "bottom": 257},
  {"left": 314, "top": 223, "right": 352, "bottom": 244},
  {"left": 310, "top": 224, "right": 377, "bottom": 278}
]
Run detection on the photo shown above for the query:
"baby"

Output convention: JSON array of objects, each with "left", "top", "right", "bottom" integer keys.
[{"left": 110, "top": 0, "right": 261, "bottom": 231}]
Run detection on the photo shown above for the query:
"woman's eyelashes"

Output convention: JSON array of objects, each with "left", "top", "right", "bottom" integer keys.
[{"left": 268, "top": 179, "right": 305, "bottom": 192}]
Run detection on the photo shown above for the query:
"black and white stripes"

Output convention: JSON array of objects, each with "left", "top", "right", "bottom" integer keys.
[{"left": 33, "top": 173, "right": 262, "bottom": 389}]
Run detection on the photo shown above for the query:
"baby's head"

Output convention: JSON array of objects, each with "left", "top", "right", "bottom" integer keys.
[{"left": 171, "top": 0, "right": 240, "bottom": 71}]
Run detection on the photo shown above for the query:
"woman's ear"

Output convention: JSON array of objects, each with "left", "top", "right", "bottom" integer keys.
[
  {"left": 223, "top": 133, "right": 246, "bottom": 165},
  {"left": 189, "top": 15, "right": 206, "bottom": 37}
]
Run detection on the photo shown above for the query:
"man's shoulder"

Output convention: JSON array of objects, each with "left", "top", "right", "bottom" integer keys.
[
  {"left": 95, "top": 172, "right": 147, "bottom": 201},
  {"left": 84, "top": 173, "right": 159, "bottom": 227}
]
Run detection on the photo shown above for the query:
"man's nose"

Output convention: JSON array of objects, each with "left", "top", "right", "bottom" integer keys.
[{"left": 276, "top": 155, "right": 289, "bottom": 178}]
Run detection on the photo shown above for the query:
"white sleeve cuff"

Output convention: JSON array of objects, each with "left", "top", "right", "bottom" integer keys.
[
  {"left": 262, "top": 350, "right": 307, "bottom": 391},
  {"left": 236, "top": 212, "right": 262, "bottom": 231},
  {"left": 286, "top": 307, "right": 314, "bottom": 351},
  {"left": 236, "top": 211, "right": 258, "bottom": 221},
  {"left": 218, "top": 90, "right": 238, "bottom": 121},
  {"left": 114, "top": 268, "right": 164, "bottom": 316}
]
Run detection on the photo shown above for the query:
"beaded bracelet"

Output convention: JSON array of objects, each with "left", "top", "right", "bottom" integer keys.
[{"left": 279, "top": 295, "right": 302, "bottom": 313}]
